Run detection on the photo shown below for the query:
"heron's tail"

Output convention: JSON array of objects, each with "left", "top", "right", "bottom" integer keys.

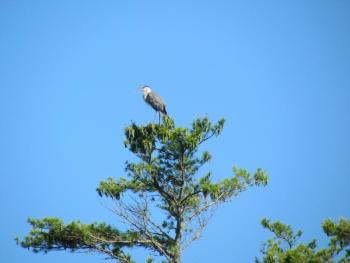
[{"left": 163, "top": 106, "right": 168, "bottom": 116}]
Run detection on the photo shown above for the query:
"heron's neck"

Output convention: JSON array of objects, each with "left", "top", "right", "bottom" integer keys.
[{"left": 143, "top": 91, "right": 150, "bottom": 100}]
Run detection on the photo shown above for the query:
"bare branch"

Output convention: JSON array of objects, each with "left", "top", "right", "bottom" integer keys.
[{"left": 100, "top": 193, "right": 173, "bottom": 262}]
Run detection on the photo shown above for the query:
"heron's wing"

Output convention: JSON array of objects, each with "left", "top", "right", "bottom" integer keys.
[{"left": 146, "top": 92, "right": 166, "bottom": 114}]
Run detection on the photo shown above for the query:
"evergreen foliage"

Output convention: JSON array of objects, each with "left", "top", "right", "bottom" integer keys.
[
  {"left": 17, "top": 116, "right": 268, "bottom": 263},
  {"left": 256, "top": 218, "right": 350, "bottom": 263}
]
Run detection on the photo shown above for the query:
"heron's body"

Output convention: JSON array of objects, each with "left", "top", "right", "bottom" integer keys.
[{"left": 141, "top": 86, "right": 167, "bottom": 115}]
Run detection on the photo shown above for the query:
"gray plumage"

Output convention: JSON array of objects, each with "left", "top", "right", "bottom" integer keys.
[
  {"left": 144, "top": 92, "right": 167, "bottom": 115},
  {"left": 141, "top": 86, "right": 167, "bottom": 115}
]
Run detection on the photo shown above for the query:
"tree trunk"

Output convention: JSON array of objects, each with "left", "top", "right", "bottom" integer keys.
[
  {"left": 172, "top": 239, "right": 181, "bottom": 263},
  {"left": 173, "top": 216, "right": 183, "bottom": 263},
  {"left": 173, "top": 254, "right": 181, "bottom": 263}
]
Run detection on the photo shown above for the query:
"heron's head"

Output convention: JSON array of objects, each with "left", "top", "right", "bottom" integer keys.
[{"left": 140, "top": 86, "right": 152, "bottom": 95}]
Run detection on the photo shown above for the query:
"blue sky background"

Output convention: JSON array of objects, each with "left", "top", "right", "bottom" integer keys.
[{"left": 1, "top": 0, "right": 349, "bottom": 262}]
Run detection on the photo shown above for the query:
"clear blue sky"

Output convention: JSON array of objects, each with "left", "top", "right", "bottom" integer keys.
[{"left": 1, "top": 1, "right": 349, "bottom": 262}]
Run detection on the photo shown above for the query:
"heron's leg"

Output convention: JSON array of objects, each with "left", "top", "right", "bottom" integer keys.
[{"left": 153, "top": 111, "right": 157, "bottom": 123}]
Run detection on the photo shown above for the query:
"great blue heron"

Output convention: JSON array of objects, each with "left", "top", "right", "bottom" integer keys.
[{"left": 140, "top": 86, "right": 167, "bottom": 124}]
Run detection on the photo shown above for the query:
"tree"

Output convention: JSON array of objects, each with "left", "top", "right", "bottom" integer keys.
[
  {"left": 17, "top": 116, "right": 268, "bottom": 263},
  {"left": 256, "top": 217, "right": 350, "bottom": 263}
]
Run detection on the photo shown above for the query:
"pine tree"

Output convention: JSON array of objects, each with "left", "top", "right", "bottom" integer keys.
[
  {"left": 17, "top": 116, "right": 268, "bottom": 263},
  {"left": 256, "top": 217, "right": 350, "bottom": 262}
]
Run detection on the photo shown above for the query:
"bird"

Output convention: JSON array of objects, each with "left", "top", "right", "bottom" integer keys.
[{"left": 140, "top": 86, "right": 167, "bottom": 124}]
